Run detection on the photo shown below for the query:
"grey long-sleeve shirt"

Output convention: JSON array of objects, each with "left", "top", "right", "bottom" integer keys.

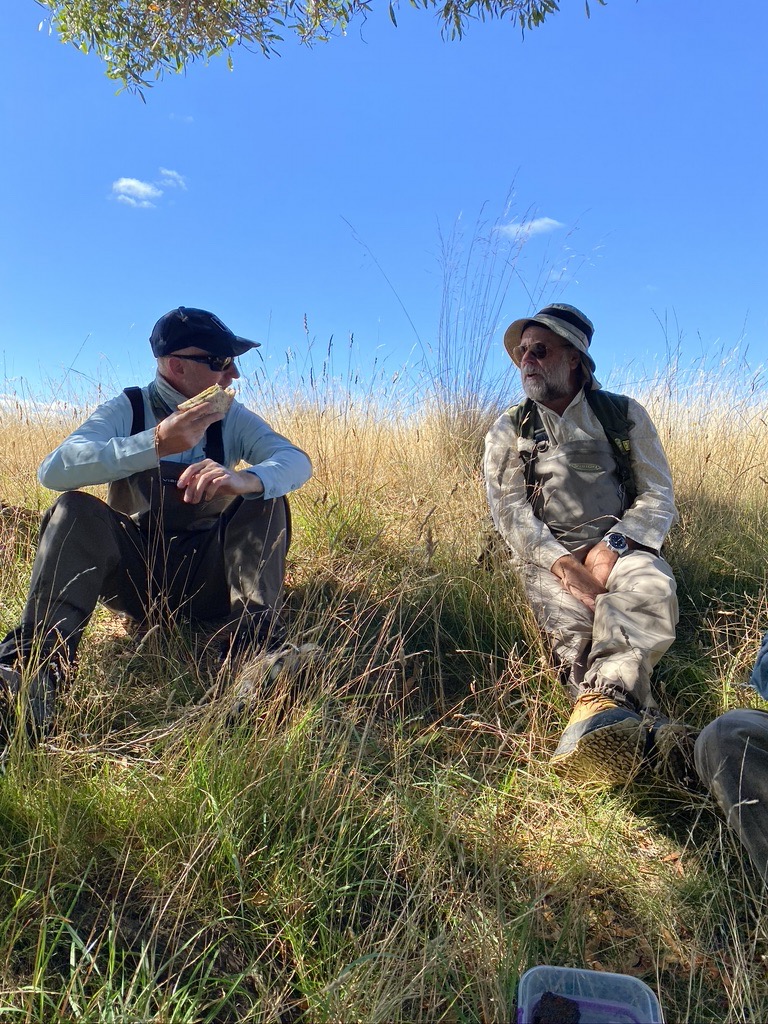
[
  {"left": 483, "top": 388, "right": 678, "bottom": 570},
  {"left": 39, "top": 374, "right": 312, "bottom": 501}
]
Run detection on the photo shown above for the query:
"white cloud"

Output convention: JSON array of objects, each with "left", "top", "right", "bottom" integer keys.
[
  {"left": 497, "top": 216, "right": 564, "bottom": 240},
  {"left": 547, "top": 266, "right": 568, "bottom": 284},
  {"left": 112, "top": 177, "right": 163, "bottom": 208},
  {"left": 115, "top": 195, "right": 155, "bottom": 209},
  {"left": 111, "top": 168, "right": 189, "bottom": 209},
  {"left": 158, "top": 167, "right": 187, "bottom": 190},
  {"left": 0, "top": 393, "right": 77, "bottom": 416}
]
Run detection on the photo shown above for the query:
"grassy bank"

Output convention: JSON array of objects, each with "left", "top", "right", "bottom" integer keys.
[{"left": 0, "top": 357, "right": 767, "bottom": 1023}]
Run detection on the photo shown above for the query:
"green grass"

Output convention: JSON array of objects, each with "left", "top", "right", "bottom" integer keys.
[{"left": 1, "top": 353, "right": 768, "bottom": 1022}]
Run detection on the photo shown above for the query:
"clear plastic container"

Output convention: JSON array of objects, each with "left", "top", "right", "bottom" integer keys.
[{"left": 517, "top": 965, "right": 663, "bottom": 1024}]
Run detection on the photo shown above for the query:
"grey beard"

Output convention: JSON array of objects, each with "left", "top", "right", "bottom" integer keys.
[{"left": 522, "top": 363, "right": 573, "bottom": 404}]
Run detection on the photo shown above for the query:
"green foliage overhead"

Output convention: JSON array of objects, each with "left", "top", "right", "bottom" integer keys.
[{"left": 33, "top": 0, "right": 580, "bottom": 92}]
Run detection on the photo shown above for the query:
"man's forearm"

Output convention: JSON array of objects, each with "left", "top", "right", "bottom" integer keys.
[
  {"left": 245, "top": 449, "right": 312, "bottom": 499},
  {"left": 38, "top": 431, "right": 159, "bottom": 490}
]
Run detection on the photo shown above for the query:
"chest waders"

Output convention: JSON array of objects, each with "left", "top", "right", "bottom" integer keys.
[
  {"left": 106, "top": 386, "right": 236, "bottom": 535},
  {"left": 105, "top": 386, "right": 292, "bottom": 624}
]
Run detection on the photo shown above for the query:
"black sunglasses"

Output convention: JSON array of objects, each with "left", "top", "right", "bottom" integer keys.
[
  {"left": 173, "top": 353, "right": 235, "bottom": 372},
  {"left": 513, "top": 341, "right": 571, "bottom": 363}
]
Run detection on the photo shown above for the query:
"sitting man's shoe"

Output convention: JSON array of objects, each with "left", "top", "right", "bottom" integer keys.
[
  {"left": 0, "top": 662, "right": 60, "bottom": 744},
  {"left": 643, "top": 713, "right": 701, "bottom": 790},
  {"left": 226, "top": 643, "right": 325, "bottom": 723},
  {"left": 0, "top": 664, "right": 21, "bottom": 695},
  {"left": 26, "top": 664, "right": 60, "bottom": 740},
  {"left": 551, "top": 692, "right": 646, "bottom": 785},
  {"left": 0, "top": 665, "right": 21, "bottom": 745},
  {"left": 261, "top": 642, "right": 325, "bottom": 684},
  {"left": 219, "top": 612, "right": 288, "bottom": 667}
]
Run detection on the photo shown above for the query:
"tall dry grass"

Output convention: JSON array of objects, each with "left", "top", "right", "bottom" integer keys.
[
  {"left": 0, "top": 339, "right": 767, "bottom": 1021},
  {"left": 0, "top": 222, "right": 765, "bottom": 1024}
]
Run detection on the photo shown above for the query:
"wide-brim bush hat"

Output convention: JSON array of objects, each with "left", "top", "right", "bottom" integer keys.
[{"left": 504, "top": 303, "right": 599, "bottom": 387}]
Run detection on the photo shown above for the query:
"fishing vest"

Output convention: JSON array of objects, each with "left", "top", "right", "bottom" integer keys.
[
  {"left": 508, "top": 389, "right": 636, "bottom": 555},
  {"left": 106, "top": 386, "right": 235, "bottom": 535}
]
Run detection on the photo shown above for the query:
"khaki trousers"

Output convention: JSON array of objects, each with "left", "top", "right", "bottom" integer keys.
[
  {"left": 695, "top": 709, "right": 768, "bottom": 882},
  {"left": 521, "top": 550, "right": 678, "bottom": 709}
]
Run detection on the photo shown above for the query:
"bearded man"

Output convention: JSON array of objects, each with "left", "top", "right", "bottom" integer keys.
[{"left": 484, "top": 304, "right": 688, "bottom": 785}]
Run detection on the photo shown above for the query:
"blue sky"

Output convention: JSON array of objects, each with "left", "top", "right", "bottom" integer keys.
[{"left": 1, "top": 0, "right": 767, "bottom": 400}]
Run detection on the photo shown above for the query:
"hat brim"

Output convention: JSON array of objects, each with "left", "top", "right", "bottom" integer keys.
[
  {"left": 503, "top": 318, "right": 538, "bottom": 365},
  {"left": 231, "top": 337, "right": 261, "bottom": 356},
  {"left": 503, "top": 316, "right": 596, "bottom": 374}
]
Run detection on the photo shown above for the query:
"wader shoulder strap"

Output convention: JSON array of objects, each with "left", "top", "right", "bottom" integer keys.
[
  {"left": 507, "top": 398, "right": 549, "bottom": 501},
  {"left": 124, "top": 386, "right": 145, "bottom": 434},
  {"left": 122, "top": 387, "right": 225, "bottom": 464},
  {"left": 583, "top": 389, "right": 636, "bottom": 506},
  {"left": 202, "top": 421, "right": 225, "bottom": 464}
]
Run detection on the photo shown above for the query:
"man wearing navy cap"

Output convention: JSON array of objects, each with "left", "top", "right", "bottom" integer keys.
[
  {"left": 484, "top": 304, "right": 691, "bottom": 786},
  {"left": 0, "top": 307, "right": 312, "bottom": 738}
]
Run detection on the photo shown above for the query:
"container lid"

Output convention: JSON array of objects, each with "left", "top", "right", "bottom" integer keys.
[{"left": 517, "top": 965, "right": 663, "bottom": 1024}]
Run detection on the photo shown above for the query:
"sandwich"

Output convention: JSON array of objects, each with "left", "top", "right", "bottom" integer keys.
[{"left": 178, "top": 384, "right": 236, "bottom": 414}]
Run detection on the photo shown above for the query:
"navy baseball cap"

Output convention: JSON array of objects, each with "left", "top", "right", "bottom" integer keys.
[{"left": 150, "top": 307, "right": 260, "bottom": 358}]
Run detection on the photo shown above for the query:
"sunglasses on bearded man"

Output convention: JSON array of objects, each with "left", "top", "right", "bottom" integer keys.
[{"left": 512, "top": 340, "right": 573, "bottom": 364}]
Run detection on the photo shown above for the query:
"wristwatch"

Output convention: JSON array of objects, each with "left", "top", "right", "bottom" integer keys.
[{"left": 603, "top": 532, "right": 629, "bottom": 556}]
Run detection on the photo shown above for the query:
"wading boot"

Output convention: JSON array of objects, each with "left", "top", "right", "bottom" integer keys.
[{"left": 551, "top": 692, "right": 646, "bottom": 786}]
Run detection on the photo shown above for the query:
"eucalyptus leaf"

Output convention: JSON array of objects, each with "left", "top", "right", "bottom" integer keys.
[{"left": 34, "top": 0, "right": 572, "bottom": 93}]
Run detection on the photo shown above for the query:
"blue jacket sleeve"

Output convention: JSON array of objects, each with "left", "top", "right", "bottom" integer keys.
[
  {"left": 38, "top": 393, "right": 158, "bottom": 490},
  {"left": 227, "top": 403, "right": 312, "bottom": 500},
  {"left": 38, "top": 389, "right": 312, "bottom": 500}
]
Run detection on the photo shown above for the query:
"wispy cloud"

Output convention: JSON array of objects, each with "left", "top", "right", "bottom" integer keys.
[
  {"left": 158, "top": 167, "right": 187, "bottom": 190},
  {"left": 497, "top": 216, "right": 564, "bottom": 240},
  {"left": 111, "top": 168, "right": 188, "bottom": 209},
  {"left": 0, "top": 393, "right": 78, "bottom": 416},
  {"left": 112, "top": 177, "right": 163, "bottom": 208}
]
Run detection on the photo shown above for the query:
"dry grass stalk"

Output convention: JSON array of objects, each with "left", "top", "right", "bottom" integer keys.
[{"left": 0, "top": 356, "right": 766, "bottom": 1022}]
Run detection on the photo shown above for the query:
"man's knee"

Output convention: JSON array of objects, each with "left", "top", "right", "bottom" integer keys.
[
  {"left": 694, "top": 709, "right": 768, "bottom": 786},
  {"left": 35, "top": 492, "right": 134, "bottom": 593},
  {"left": 42, "top": 490, "right": 112, "bottom": 531},
  {"left": 226, "top": 497, "right": 289, "bottom": 550},
  {"left": 611, "top": 551, "right": 676, "bottom": 598}
]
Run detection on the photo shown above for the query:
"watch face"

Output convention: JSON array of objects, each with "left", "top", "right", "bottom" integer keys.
[{"left": 606, "top": 533, "right": 628, "bottom": 552}]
